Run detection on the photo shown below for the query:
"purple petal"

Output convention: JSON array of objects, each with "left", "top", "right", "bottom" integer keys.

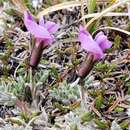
[
  {"left": 95, "top": 32, "right": 112, "bottom": 51},
  {"left": 44, "top": 37, "right": 54, "bottom": 46},
  {"left": 24, "top": 11, "right": 34, "bottom": 21},
  {"left": 78, "top": 26, "right": 104, "bottom": 60},
  {"left": 44, "top": 21, "right": 60, "bottom": 34},
  {"left": 24, "top": 11, "right": 52, "bottom": 40},
  {"left": 39, "top": 16, "right": 45, "bottom": 26},
  {"left": 79, "top": 25, "right": 90, "bottom": 36}
]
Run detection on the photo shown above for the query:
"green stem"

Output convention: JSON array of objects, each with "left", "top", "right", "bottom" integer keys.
[{"left": 79, "top": 78, "right": 88, "bottom": 110}]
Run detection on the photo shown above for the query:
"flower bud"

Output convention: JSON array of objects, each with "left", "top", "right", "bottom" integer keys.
[
  {"left": 30, "top": 42, "right": 45, "bottom": 68},
  {"left": 76, "top": 54, "right": 95, "bottom": 78}
]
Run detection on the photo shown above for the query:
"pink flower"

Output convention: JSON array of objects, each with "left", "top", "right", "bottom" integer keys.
[
  {"left": 78, "top": 26, "right": 112, "bottom": 60},
  {"left": 24, "top": 11, "right": 60, "bottom": 46},
  {"left": 24, "top": 11, "right": 60, "bottom": 68}
]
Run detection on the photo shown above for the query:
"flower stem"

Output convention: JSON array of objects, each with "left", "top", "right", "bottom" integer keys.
[
  {"left": 77, "top": 53, "right": 95, "bottom": 110},
  {"left": 79, "top": 78, "right": 88, "bottom": 110},
  {"left": 30, "top": 43, "right": 44, "bottom": 68},
  {"left": 29, "top": 67, "right": 35, "bottom": 100}
]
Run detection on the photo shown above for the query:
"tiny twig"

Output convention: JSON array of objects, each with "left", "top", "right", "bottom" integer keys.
[
  {"left": 105, "top": 97, "right": 123, "bottom": 113},
  {"left": 90, "top": 100, "right": 102, "bottom": 117}
]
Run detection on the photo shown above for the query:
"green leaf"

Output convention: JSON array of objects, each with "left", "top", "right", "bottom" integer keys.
[
  {"left": 94, "top": 119, "right": 107, "bottom": 129},
  {"left": 22, "top": 0, "right": 34, "bottom": 13},
  {"left": 89, "top": 24, "right": 97, "bottom": 33},
  {"left": 114, "top": 107, "right": 124, "bottom": 112},
  {"left": 88, "top": 0, "right": 96, "bottom": 14},
  {"left": 95, "top": 95, "right": 104, "bottom": 110},
  {"left": 119, "top": 120, "right": 129, "bottom": 129},
  {"left": 73, "top": 125, "right": 78, "bottom": 130},
  {"left": 81, "top": 112, "right": 94, "bottom": 123},
  {"left": 0, "top": 0, "right": 8, "bottom": 5},
  {"left": 4, "top": 8, "right": 23, "bottom": 18},
  {"left": 128, "top": 22, "right": 130, "bottom": 27},
  {"left": 113, "top": 35, "right": 122, "bottom": 50},
  {"left": 128, "top": 86, "right": 130, "bottom": 94},
  {"left": 108, "top": 95, "right": 114, "bottom": 103}
]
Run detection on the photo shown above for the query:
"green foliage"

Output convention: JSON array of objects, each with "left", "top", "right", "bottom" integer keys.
[
  {"left": 0, "top": 75, "right": 27, "bottom": 97},
  {"left": 88, "top": 0, "right": 96, "bottom": 14},
  {"left": 11, "top": 76, "right": 26, "bottom": 95},
  {"left": 0, "top": 35, "right": 14, "bottom": 65},
  {"left": 22, "top": 0, "right": 34, "bottom": 13},
  {"left": 64, "top": 112, "right": 80, "bottom": 130},
  {"left": 54, "top": 102, "right": 70, "bottom": 113},
  {"left": 95, "top": 63, "right": 117, "bottom": 78},
  {"left": 89, "top": 89, "right": 105, "bottom": 98},
  {"left": 106, "top": 17, "right": 113, "bottom": 26},
  {"left": 0, "top": 0, "right": 8, "bottom": 5},
  {"left": 94, "top": 119, "right": 107, "bottom": 129},
  {"left": 50, "top": 66, "right": 60, "bottom": 81},
  {"left": 127, "top": 85, "right": 130, "bottom": 94},
  {"left": 108, "top": 95, "right": 114, "bottom": 103},
  {"left": 87, "top": 0, "right": 97, "bottom": 33},
  {"left": 81, "top": 112, "right": 94, "bottom": 123},
  {"left": 50, "top": 81, "right": 80, "bottom": 104},
  {"left": 127, "top": 22, "right": 130, "bottom": 27},
  {"left": 95, "top": 63, "right": 117, "bottom": 72},
  {"left": 35, "top": 69, "right": 50, "bottom": 86},
  {"left": 4, "top": 8, "right": 23, "bottom": 18},
  {"left": 95, "top": 95, "right": 104, "bottom": 110},
  {"left": 20, "top": 111, "right": 40, "bottom": 123},
  {"left": 73, "top": 126, "right": 78, "bottom": 130},
  {"left": 0, "top": 1, "right": 129, "bottom": 130},
  {"left": 114, "top": 107, "right": 124, "bottom": 112},
  {"left": 117, "top": 74, "right": 128, "bottom": 81},
  {"left": 113, "top": 35, "right": 122, "bottom": 50},
  {"left": 119, "top": 120, "right": 129, "bottom": 129}
]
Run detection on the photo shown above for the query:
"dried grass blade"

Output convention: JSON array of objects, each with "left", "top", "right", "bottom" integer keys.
[
  {"left": 90, "top": 101, "right": 102, "bottom": 117},
  {"left": 37, "top": 1, "right": 88, "bottom": 18},
  {"left": 85, "top": 0, "right": 130, "bottom": 29},
  {"left": 80, "top": 12, "right": 129, "bottom": 21},
  {"left": 93, "top": 26, "right": 130, "bottom": 36},
  {"left": 105, "top": 97, "right": 122, "bottom": 113}
]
